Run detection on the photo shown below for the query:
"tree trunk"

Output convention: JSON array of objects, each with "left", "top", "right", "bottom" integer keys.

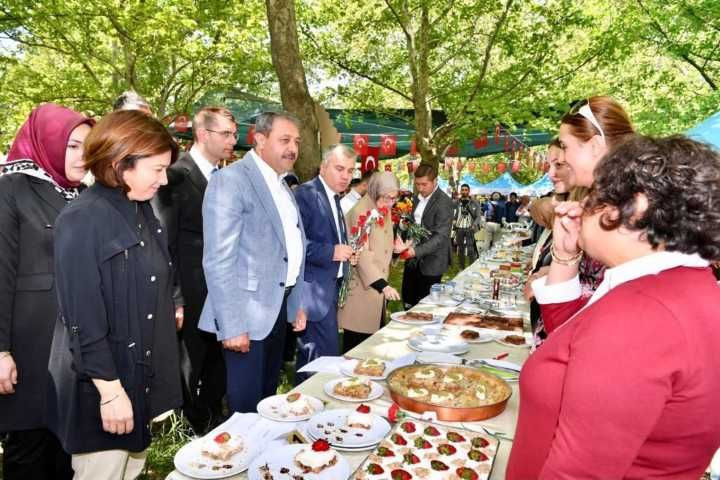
[{"left": 265, "top": 0, "right": 322, "bottom": 181}]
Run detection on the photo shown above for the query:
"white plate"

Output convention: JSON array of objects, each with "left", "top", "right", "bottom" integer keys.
[
  {"left": 247, "top": 444, "right": 350, "bottom": 480},
  {"left": 307, "top": 409, "right": 391, "bottom": 448},
  {"left": 418, "top": 295, "right": 462, "bottom": 307},
  {"left": 441, "top": 325, "right": 495, "bottom": 344},
  {"left": 174, "top": 435, "right": 250, "bottom": 479},
  {"left": 390, "top": 310, "right": 439, "bottom": 325},
  {"left": 339, "top": 359, "right": 388, "bottom": 380},
  {"left": 408, "top": 334, "right": 470, "bottom": 355},
  {"left": 256, "top": 393, "right": 325, "bottom": 422},
  {"left": 323, "top": 377, "right": 384, "bottom": 403},
  {"left": 494, "top": 333, "right": 532, "bottom": 348},
  {"left": 415, "top": 351, "right": 462, "bottom": 364}
]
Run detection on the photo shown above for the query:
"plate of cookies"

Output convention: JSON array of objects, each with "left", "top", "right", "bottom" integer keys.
[{"left": 324, "top": 377, "right": 384, "bottom": 403}]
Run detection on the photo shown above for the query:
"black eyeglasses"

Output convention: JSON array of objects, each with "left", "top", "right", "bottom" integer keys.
[{"left": 205, "top": 128, "right": 237, "bottom": 139}]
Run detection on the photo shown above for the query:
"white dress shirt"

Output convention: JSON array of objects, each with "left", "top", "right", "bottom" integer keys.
[
  {"left": 340, "top": 188, "right": 362, "bottom": 215},
  {"left": 319, "top": 175, "right": 344, "bottom": 278},
  {"left": 531, "top": 251, "right": 709, "bottom": 331},
  {"left": 414, "top": 185, "right": 438, "bottom": 224},
  {"left": 250, "top": 150, "right": 303, "bottom": 286},
  {"left": 189, "top": 145, "right": 216, "bottom": 180}
]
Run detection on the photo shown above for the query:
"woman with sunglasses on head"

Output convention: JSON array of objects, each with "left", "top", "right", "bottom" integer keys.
[
  {"left": 534, "top": 96, "right": 635, "bottom": 336},
  {"left": 338, "top": 171, "right": 408, "bottom": 353},
  {"left": 47, "top": 110, "right": 182, "bottom": 480},
  {"left": 0, "top": 104, "right": 93, "bottom": 480},
  {"left": 507, "top": 135, "right": 720, "bottom": 479}
]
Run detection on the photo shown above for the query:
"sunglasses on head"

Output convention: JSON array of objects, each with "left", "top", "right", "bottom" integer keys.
[{"left": 568, "top": 99, "right": 606, "bottom": 142}]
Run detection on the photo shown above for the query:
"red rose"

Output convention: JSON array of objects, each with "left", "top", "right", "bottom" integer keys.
[
  {"left": 358, "top": 215, "right": 367, "bottom": 226},
  {"left": 378, "top": 206, "right": 389, "bottom": 216},
  {"left": 392, "top": 214, "right": 400, "bottom": 224},
  {"left": 377, "top": 217, "right": 385, "bottom": 227},
  {"left": 360, "top": 233, "right": 369, "bottom": 245},
  {"left": 351, "top": 226, "right": 359, "bottom": 235}
]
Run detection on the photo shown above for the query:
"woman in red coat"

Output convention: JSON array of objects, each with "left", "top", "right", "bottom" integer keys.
[{"left": 507, "top": 136, "right": 720, "bottom": 479}]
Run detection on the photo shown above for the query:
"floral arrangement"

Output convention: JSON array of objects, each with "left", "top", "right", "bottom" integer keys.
[
  {"left": 338, "top": 206, "right": 390, "bottom": 307},
  {"left": 392, "top": 198, "right": 431, "bottom": 259}
]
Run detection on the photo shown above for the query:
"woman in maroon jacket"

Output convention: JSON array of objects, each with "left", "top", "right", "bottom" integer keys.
[{"left": 507, "top": 136, "right": 720, "bottom": 479}]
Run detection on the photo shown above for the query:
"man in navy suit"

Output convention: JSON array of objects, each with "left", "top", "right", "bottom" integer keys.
[{"left": 294, "top": 145, "right": 356, "bottom": 381}]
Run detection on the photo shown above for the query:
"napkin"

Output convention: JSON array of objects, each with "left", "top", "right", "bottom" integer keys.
[{"left": 296, "top": 355, "right": 345, "bottom": 373}]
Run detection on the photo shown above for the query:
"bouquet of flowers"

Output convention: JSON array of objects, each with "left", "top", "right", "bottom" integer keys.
[
  {"left": 392, "top": 198, "right": 430, "bottom": 259},
  {"left": 338, "top": 206, "right": 390, "bottom": 307}
]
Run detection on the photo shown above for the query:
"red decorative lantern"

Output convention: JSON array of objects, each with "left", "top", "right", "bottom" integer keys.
[
  {"left": 511, "top": 160, "right": 521, "bottom": 173},
  {"left": 497, "top": 162, "right": 507, "bottom": 173},
  {"left": 410, "top": 139, "right": 417, "bottom": 156}
]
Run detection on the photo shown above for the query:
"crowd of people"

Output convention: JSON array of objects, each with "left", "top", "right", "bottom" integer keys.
[{"left": 0, "top": 92, "right": 719, "bottom": 480}]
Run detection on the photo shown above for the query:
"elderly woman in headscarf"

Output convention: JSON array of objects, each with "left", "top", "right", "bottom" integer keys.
[
  {"left": 338, "top": 171, "right": 407, "bottom": 353},
  {"left": 0, "top": 103, "right": 93, "bottom": 480}
]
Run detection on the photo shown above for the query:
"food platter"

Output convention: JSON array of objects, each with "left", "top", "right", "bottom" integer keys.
[{"left": 386, "top": 364, "right": 512, "bottom": 422}]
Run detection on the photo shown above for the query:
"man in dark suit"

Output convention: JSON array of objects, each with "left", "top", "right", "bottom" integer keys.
[
  {"left": 293, "top": 145, "right": 356, "bottom": 381},
  {"left": 401, "top": 163, "right": 454, "bottom": 308},
  {"left": 153, "top": 106, "right": 237, "bottom": 434}
]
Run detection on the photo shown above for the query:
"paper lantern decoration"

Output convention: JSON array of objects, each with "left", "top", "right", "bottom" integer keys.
[
  {"left": 497, "top": 162, "right": 507, "bottom": 173},
  {"left": 511, "top": 160, "right": 521, "bottom": 173}
]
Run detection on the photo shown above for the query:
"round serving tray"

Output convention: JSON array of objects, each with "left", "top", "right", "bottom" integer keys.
[{"left": 386, "top": 363, "right": 512, "bottom": 422}]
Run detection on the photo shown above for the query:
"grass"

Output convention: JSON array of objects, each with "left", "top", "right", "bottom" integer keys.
[{"left": 0, "top": 257, "right": 464, "bottom": 480}]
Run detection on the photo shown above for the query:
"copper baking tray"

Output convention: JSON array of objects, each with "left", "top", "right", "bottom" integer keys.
[{"left": 386, "top": 363, "right": 512, "bottom": 422}]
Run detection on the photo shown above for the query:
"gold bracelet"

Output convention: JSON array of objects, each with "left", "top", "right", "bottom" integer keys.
[{"left": 551, "top": 243, "right": 583, "bottom": 266}]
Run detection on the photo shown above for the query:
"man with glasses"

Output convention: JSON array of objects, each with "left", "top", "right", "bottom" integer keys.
[
  {"left": 153, "top": 106, "right": 236, "bottom": 433},
  {"left": 293, "top": 145, "right": 356, "bottom": 383},
  {"left": 453, "top": 183, "right": 482, "bottom": 269}
]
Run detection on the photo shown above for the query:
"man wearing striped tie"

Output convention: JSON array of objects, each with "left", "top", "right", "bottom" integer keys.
[
  {"left": 293, "top": 144, "right": 357, "bottom": 382},
  {"left": 153, "top": 106, "right": 236, "bottom": 434}
]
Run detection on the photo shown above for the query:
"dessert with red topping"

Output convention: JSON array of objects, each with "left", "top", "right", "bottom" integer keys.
[
  {"left": 366, "top": 463, "right": 384, "bottom": 475},
  {"left": 438, "top": 443, "right": 457, "bottom": 455},
  {"left": 414, "top": 437, "right": 432, "bottom": 449},
  {"left": 347, "top": 404, "right": 373, "bottom": 429},
  {"left": 468, "top": 449, "right": 489, "bottom": 462},
  {"left": 294, "top": 439, "right": 338, "bottom": 474},
  {"left": 390, "top": 433, "right": 407, "bottom": 445},
  {"left": 200, "top": 431, "right": 245, "bottom": 461},
  {"left": 471, "top": 436, "right": 490, "bottom": 448},
  {"left": 446, "top": 431, "right": 466, "bottom": 442},
  {"left": 402, "top": 453, "right": 420, "bottom": 464},
  {"left": 456, "top": 467, "right": 480, "bottom": 480},
  {"left": 400, "top": 421, "right": 416, "bottom": 433},
  {"left": 430, "top": 460, "right": 449, "bottom": 471},
  {"left": 423, "top": 425, "right": 441, "bottom": 436},
  {"left": 390, "top": 469, "right": 412, "bottom": 480}
]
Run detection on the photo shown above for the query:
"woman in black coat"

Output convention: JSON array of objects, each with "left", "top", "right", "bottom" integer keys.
[
  {"left": 48, "top": 110, "right": 182, "bottom": 479},
  {"left": 0, "top": 104, "right": 93, "bottom": 480}
]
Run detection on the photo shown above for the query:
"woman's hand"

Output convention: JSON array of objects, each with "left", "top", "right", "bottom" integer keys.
[
  {"left": 382, "top": 285, "right": 401, "bottom": 301},
  {"left": 93, "top": 379, "right": 134, "bottom": 435},
  {"left": 0, "top": 353, "right": 17, "bottom": 394},
  {"left": 552, "top": 201, "right": 584, "bottom": 255},
  {"left": 523, "top": 266, "right": 550, "bottom": 301},
  {"left": 393, "top": 236, "right": 411, "bottom": 254}
]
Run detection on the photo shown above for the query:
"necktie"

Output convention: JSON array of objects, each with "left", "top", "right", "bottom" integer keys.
[
  {"left": 211, "top": 166, "right": 219, "bottom": 175},
  {"left": 334, "top": 194, "right": 349, "bottom": 278}
]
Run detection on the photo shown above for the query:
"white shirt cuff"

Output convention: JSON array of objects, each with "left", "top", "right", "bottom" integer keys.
[{"left": 532, "top": 274, "right": 582, "bottom": 304}]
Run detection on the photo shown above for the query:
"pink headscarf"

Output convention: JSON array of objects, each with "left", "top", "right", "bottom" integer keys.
[{"left": 7, "top": 103, "right": 94, "bottom": 188}]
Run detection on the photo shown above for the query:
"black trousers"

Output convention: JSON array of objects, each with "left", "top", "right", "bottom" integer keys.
[
  {"left": 179, "top": 292, "right": 226, "bottom": 434},
  {"left": 1, "top": 428, "right": 73, "bottom": 480},
  {"left": 223, "top": 288, "right": 290, "bottom": 414},
  {"left": 456, "top": 228, "right": 477, "bottom": 268},
  {"left": 401, "top": 261, "right": 442, "bottom": 308},
  {"left": 343, "top": 330, "right": 372, "bottom": 354}
]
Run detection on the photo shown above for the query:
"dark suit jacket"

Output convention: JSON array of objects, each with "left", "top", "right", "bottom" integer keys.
[
  {"left": 152, "top": 152, "right": 208, "bottom": 313},
  {"left": 411, "top": 188, "right": 454, "bottom": 276},
  {"left": 0, "top": 174, "right": 68, "bottom": 431},
  {"left": 294, "top": 176, "right": 345, "bottom": 322}
]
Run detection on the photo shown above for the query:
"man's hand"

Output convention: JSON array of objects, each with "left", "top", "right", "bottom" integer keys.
[
  {"left": 223, "top": 334, "right": 250, "bottom": 353},
  {"left": 382, "top": 285, "right": 401, "bottom": 301},
  {"left": 333, "top": 244, "right": 354, "bottom": 262},
  {"left": 349, "top": 252, "right": 359, "bottom": 266},
  {"left": 0, "top": 353, "right": 17, "bottom": 395},
  {"left": 293, "top": 308, "right": 307, "bottom": 332},
  {"left": 174, "top": 306, "right": 184, "bottom": 331}
]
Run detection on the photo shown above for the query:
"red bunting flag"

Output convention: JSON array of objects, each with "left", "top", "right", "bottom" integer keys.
[
  {"left": 380, "top": 134, "right": 397, "bottom": 157},
  {"left": 353, "top": 134, "right": 369, "bottom": 156},
  {"left": 446, "top": 143, "right": 460, "bottom": 157},
  {"left": 497, "top": 162, "right": 507, "bottom": 174},
  {"left": 410, "top": 139, "right": 417, "bottom": 156},
  {"left": 504, "top": 136, "right": 509, "bottom": 152},
  {"left": 361, "top": 146, "right": 380, "bottom": 173},
  {"left": 406, "top": 161, "right": 415, "bottom": 173},
  {"left": 246, "top": 124, "right": 255, "bottom": 145},
  {"left": 494, "top": 125, "right": 501, "bottom": 144}
]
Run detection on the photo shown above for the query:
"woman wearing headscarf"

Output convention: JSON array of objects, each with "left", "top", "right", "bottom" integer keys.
[
  {"left": 338, "top": 171, "right": 407, "bottom": 353},
  {"left": 0, "top": 103, "right": 93, "bottom": 479},
  {"left": 48, "top": 110, "right": 182, "bottom": 480}
]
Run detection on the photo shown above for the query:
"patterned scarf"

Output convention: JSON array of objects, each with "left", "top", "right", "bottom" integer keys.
[{"left": 1, "top": 159, "right": 80, "bottom": 201}]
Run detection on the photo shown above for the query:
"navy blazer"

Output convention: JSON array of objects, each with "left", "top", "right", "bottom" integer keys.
[{"left": 295, "top": 176, "right": 345, "bottom": 322}]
